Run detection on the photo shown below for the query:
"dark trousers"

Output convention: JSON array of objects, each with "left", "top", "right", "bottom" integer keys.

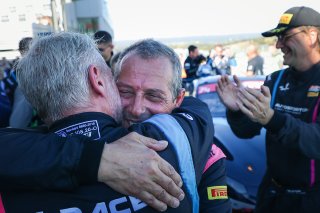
[{"left": 255, "top": 175, "right": 320, "bottom": 213}]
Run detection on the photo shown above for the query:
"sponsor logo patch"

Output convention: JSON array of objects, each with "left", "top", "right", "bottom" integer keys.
[
  {"left": 274, "top": 103, "right": 308, "bottom": 115},
  {"left": 279, "top": 13, "right": 293, "bottom": 24},
  {"left": 55, "top": 120, "right": 101, "bottom": 140},
  {"left": 307, "top": 85, "right": 320, "bottom": 97},
  {"left": 308, "top": 92, "right": 319, "bottom": 97},
  {"left": 207, "top": 186, "right": 228, "bottom": 200},
  {"left": 178, "top": 113, "right": 193, "bottom": 120},
  {"left": 279, "top": 82, "right": 290, "bottom": 91}
]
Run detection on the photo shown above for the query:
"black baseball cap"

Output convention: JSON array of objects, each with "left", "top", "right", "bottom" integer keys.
[{"left": 262, "top": 6, "right": 320, "bottom": 37}]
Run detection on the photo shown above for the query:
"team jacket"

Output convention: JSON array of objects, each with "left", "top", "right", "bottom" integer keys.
[
  {"left": 227, "top": 62, "right": 320, "bottom": 188},
  {"left": 184, "top": 56, "right": 198, "bottom": 79},
  {"left": 0, "top": 97, "right": 231, "bottom": 213}
]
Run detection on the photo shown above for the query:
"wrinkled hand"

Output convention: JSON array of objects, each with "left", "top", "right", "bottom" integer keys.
[
  {"left": 217, "top": 75, "right": 243, "bottom": 111},
  {"left": 97, "top": 132, "right": 184, "bottom": 212},
  {"left": 236, "top": 85, "right": 274, "bottom": 125}
]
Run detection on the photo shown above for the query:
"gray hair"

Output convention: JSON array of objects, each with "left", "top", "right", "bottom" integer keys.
[
  {"left": 114, "top": 39, "right": 182, "bottom": 98},
  {"left": 16, "top": 32, "right": 107, "bottom": 123}
]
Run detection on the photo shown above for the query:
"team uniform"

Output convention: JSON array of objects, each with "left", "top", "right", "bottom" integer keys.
[
  {"left": 0, "top": 69, "right": 17, "bottom": 105},
  {"left": 247, "top": 55, "right": 264, "bottom": 76},
  {"left": 227, "top": 63, "right": 320, "bottom": 213},
  {"left": 184, "top": 56, "right": 199, "bottom": 79},
  {"left": 0, "top": 87, "right": 11, "bottom": 127},
  {"left": 0, "top": 97, "right": 231, "bottom": 213},
  {"left": 0, "top": 68, "right": 41, "bottom": 127}
]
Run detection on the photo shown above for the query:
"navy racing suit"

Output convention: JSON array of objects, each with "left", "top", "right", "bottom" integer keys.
[
  {"left": 0, "top": 97, "right": 231, "bottom": 213},
  {"left": 227, "top": 63, "right": 320, "bottom": 213}
]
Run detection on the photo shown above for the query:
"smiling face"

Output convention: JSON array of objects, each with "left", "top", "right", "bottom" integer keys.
[
  {"left": 275, "top": 27, "right": 318, "bottom": 71},
  {"left": 116, "top": 54, "right": 184, "bottom": 127}
]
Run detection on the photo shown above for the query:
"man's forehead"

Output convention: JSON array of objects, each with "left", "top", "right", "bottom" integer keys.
[
  {"left": 118, "top": 55, "right": 173, "bottom": 93},
  {"left": 121, "top": 55, "right": 173, "bottom": 74},
  {"left": 117, "top": 81, "right": 167, "bottom": 94}
]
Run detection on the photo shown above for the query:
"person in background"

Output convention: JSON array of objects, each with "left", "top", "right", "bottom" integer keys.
[
  {"left": 206, "top": 49, "right": 215, "bottom": 66},
  {"left": 223, "top": 47, "right": 237, "bottom": 75},
  {"left": 183, "top": 45, "right": 200, "bottom": 94},
  {"left": 246, "top": 44, "right": 264, "bottom": 76},
  {"left": 0, "top": 57, "right": 19, "bottom": 104},
  {"left": 184, "top": 45, "right": 200, "bottom": 79},
  {"left": 9, "top": 37, "right": 42, "bottom": 128},
  {"left": 94, "top": 30, "right": 114, "bottom": 67},
  {"left": 0, "top": 86, "right": 11, "bottom": 127},
  {"left": 211, "top": 44, "right": 231, "bottom": 75},
  {"left": 196, "top": 54, "right": 215, "bottom": 77},
  {"left": 0, "top": 57, "right": 12, "bottom": 74},
  {"left": 217, "top": 6, "right": 320, "bottom": 212},
  {"left": 263, "top": 44, "right": 284, "bottom": 75}
]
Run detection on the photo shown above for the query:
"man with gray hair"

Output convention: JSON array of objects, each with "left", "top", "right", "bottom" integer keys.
[
  {"left": 0, "top": 33, "right": 226, "bottom": 212},
  {"left": 114, "top": 39, "right": 185, "bottom": 128},
  {"left": 0, "top": 33, "right": 185, "bottom": 212},
  {"left": 113, "top": 39, "right": 230, "bottom": 212}
]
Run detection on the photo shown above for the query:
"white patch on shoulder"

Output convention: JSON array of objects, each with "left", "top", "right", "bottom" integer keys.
[{"left": 178, "top": 113, "right": 194, "bottom": 120}]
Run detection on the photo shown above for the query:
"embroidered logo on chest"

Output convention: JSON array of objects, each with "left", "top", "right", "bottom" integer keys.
[{"left": 279, "top": 82, "right": 290, "bottom": 91}]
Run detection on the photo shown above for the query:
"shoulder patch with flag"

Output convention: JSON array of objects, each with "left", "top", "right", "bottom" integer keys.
[
  {"left": 307, "top": 85, "right": 320, "bottom": 97},
  {"left": 207, "top": 186, "right": 228, "bottom": 200}
]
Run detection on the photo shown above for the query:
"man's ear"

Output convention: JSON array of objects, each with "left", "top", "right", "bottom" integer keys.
[
  {"left": 309, "top": 29, "right": 318, "bottom": 47},
  {"left": 88, "top": 65, "right": 105, "bottom": 96},
  {"left": 174, "top": 88, "right": 185, "bottom": 107}
]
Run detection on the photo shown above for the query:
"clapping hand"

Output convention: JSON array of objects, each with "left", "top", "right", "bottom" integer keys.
[
  {"left": 236, "top": 85, "right": 274, "bottom": 125},
  {"left": 217, "top": 75, "right": 243, "bottom": 112}
]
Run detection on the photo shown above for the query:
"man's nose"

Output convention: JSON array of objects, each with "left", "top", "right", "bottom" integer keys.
[
  {"left": 275, "top": 39, "right": 284, "bottom": 49},
  {"left": 130, "top": 96, "right": 146, "bottom": 117}
]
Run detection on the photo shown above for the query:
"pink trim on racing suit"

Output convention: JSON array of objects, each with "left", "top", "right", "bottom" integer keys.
[
  {"left": 310, "top": 96, "right": 320, "bottom": 187},
  {"left": 0, "top": 194, "right": 5, "bottom": 213},
  {"left": 203, "top": 144, "right": 226, "bottom": 173}
]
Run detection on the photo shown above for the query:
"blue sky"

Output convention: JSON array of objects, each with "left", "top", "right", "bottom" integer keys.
[{"left": 108, "top": 0, "right": 320, "bottom": 41}]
